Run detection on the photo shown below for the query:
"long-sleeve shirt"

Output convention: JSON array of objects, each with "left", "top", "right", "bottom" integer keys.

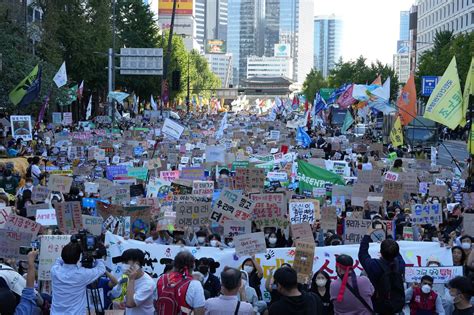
[
  {"left": 405, "top": 287, "right": 445, "bottom": 315},
  {"left": 51, "top": 258, "right": 106, "bottom": 315},
  {"left": 14, "top": 288, "right": 37, "bottom": 315},
  {"left": 358, "top": 235, "right": 405, "bottom": 288}
]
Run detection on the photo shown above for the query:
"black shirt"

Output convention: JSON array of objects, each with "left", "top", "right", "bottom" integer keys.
[
  {"left": 453, "top": 306, "right": 474, "bottom": 315},
  {"left": 269, "top": 291, "right": 324, "bottom": 315}
]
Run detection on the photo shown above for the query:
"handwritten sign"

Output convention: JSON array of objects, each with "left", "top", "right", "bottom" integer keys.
[
  {"left": 55, "top": 201, "right": 83, "bottom": 234},
  {"left": 0, "top": 229, "right": 33, "bottom": 259},
  {"left": 411, "top": 204, "right": 443, "bottom": 225},
  {"left": 235, "top": 168, "right": 265, "bottom": 192},
  {"left": 344, "top": 219, "right": 394, "bottom": 244},
  {"left": 26, "top": 203, "right": 51, "bottom": 217},
  {"left": 234, "top": 232, "right": 267, "bottom": 257},
  {"left": 383, "top": 182, "right": 404, "bottom": 202},
  {"left": 293, "top": 240, "right": 316, "bottom": 283},
  {"left": 47, "top": 175, "right": 73, "bottom": 194},
  {"left": 180, "top": 167, "right": 205, "bottom": 181},
  {"left": 320, "top": 206, "right": 337, "bottom": 231},
  {"left": 289, "top": 200, "right": 320, "bottom": 224},
  {"left": 351, "top": 183, "right": 370, "bottom": 207},
  {"left": 173, "top": 195, "right": 211, "bottom": 227},
  {"left": 384, "top": 171, "right": 399, "bottom": 182},
  {"left": 429, "top": 184, "right": 448, "bottom": 198},
  {"left": 82, "top": 215, "right": 103, "bottom": 236},
  {"left": 358, "top": 170, "right": 381, "bottom": 185},
  {"left": 160, "top": 170, "right": 180, "bottom": 182},
  {"left": 192, "top": 181, "right": 214, "bottom": 197},
  {"left": 224, "top": 220, "right": 252, "bottom": 237},
  {"left": 291, "top": 222, "right": 314, "bottom": 242},
  {"left": 4, "top": 214, "right": 41, "bottom": 239},
  {"left": 210, "top": 189, "right": 254, "bottom": 224},
  {"left": 106, "top": 165, "right": 128, "bottom": 181},
  {"left": 38, "top": 235, "right": 71, "bottom": 280},
  {"left": 405, "top": 266, "right": 463, "bottom": 284},
  {"left": 31, "top": 186, "right": 50, "bottom": 203},
  {"left": 35, "top": 208, "right": 57, "bottom": 226},
  {"left": 249, "top": 192, "right": 288, "bottom": 229},
  {"left": 162, "top": 118, "right": 185, "bottom": 140},
  {"left": 127, "top": 167, "right": 148, "bottom": 181}
]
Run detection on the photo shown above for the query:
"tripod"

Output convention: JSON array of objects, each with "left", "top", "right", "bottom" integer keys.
[{"left": 86, "top": 279, "right": 105, "bottom": 315}]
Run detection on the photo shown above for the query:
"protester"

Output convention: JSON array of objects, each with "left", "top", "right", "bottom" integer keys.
[
  {"left": 197, "top": 258, "right": 221, "bottom": 298},
  {"left": 405, "top": 275, "right": 445, "bottom": 315},
  {"left": 447, "top": 276, "right": 474, "bottom": 315},
  {"left": 205, "top": 267, "right": 254, "bottom": 315},
  {"left": 310, "top": 270, "right": 333, "bottom": 315},
  {"left": 241, "top": 256, "right": 264, "bottom": 300}
]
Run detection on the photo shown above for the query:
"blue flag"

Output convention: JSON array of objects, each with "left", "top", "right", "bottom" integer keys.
[
  {"left": 296, "top": 127, "right": 312, "bottom": 148},
  {"left": 312, "top": 92, "right": 327, "bottom": 116},
  {"left": 18, "top": 66, "right": 42, "bottom": 107},
  {"left": 327, "top": 83, "right": 349, "bottom": 104}
]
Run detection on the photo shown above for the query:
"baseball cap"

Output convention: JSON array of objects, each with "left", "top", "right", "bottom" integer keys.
[{"left": 112, "top": 249, "right": 145, "bottom": 266}]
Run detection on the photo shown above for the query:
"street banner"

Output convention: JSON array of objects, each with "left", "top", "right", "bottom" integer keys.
[
  {"left": 297, "top": 160, "right": 344, "bottom": 194},
  {"left": 405, "top": 266, "right": 463, "bottom": 284}
]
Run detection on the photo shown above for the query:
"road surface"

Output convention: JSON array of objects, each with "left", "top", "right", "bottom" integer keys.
[{"left": 437, "top": 140, "right": 470, "bottom": 167}]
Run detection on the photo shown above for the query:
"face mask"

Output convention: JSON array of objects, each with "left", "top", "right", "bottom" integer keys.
[
  {"left": 428, "top": 264, "right": 439, "bottom": 267},
  {"left": 210, "top": 240, "right": 218, "bottom": 247},
  {"left": 78, "top": 192, "right": 84, "bottom": 197},
  {"left": 198, "top": 265, "right": 209, "bottom": 275},
  {"left": 25, "top": 183, "right": 32, "bottom": 188},
  {"left": 227, "top": 242, "right": 234, "bottom": 248},
  {"left": 243, "top": 265, "right": 254, "bottom": 273},
  {"left": 433, "top": 200, "right": 439, "bottom": 204},
  {"left": 462, "top": 242, "right": 471, "bottom": 250},
  {"left": 269, "top": 237, "right": 277, "bottom": 245},
  {"left": 197, "top": 237, "right": 206, "bottom": 244},
  {"left": 421, "top": 284, "right": 431, "bottom": 294},
  {"left": 316, "top": 279, "right": 327, "bottom": 287}
]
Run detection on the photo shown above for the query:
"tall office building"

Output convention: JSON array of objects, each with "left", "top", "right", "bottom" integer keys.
[
  {"left": 195, "top": 0, "right": 228, "bottom": 50},
  {"left": 400, "top": 11, "right": 410, "bottom": 41},
  {"left": 416, "top": 0, "right": 474, "bottom": 62},
  {"left": 393, "top": 10, "right": 411, "bottom": 83},
  {"left": 313, "top": 14, "right": 342, "bottom": 78},
  {"left": 227, "top": 0, "right": 313, "bottom": 86}
]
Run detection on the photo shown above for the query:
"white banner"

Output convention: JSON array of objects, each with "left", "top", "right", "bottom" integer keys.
[
  {"left": 105, "top": 232, "right": 453, "bottom": 301},
  {"left": 161, "top": 118, "right": 185, "bottom": 140}
]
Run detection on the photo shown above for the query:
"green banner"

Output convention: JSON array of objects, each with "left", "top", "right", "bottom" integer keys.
[
  {"left": 297, "top": 160, "right": 344, "bottom": 194},
  {"left": 319, "top": 88, "right": 335, "bottom": 102}
]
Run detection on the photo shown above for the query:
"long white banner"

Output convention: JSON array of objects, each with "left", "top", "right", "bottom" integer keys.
[{"left": 105, "top": 232, "right": 453, "bottom": 301}]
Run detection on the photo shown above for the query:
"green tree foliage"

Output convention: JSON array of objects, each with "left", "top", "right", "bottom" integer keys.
[
  {"left": 302, "top": 69, "right": 328, "bottom": 104},
  {"left": 417, "top": 30, "right": 474, "bottom": 93}
]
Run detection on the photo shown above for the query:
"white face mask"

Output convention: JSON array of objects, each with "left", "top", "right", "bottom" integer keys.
[
  {"left": 197, "top": 237, "right": 206, "bottom": 244},
  {"left": 421, "top": 284, "right": 431, "bottom": 294},
  {"left": 316, "top": 279, "right": 327, "bottom": 287},
  {"left": 427, "top": 264, "right": 439, "bottom": 267},
  {"left": 269, "top": 237, "right": 277, "bottom": 245},
  {"left": 210, "top": 240, "right": 218, "bottom": 247},
  {"left": 243, "top": 265, "right": 254, "bottom": 274},
  {"left": 433, "top": 200, "right": 439, "bottom": 204},
  {"left": 462, "top": 242, "right": 471, "bottom": 250},
  {"left": 227, "top": 242, "right": 234, "bottom": 248}
]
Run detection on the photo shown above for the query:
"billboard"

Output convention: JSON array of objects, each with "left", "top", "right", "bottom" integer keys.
[
  {"left": 274, "top": 43, "right": 290, "bottom": 57},
  {"left": 206, "top": 39, "right": 227, "bottom": 54},
  {"left": 159, "top": 0, "right": 193, "bottom": 16}
]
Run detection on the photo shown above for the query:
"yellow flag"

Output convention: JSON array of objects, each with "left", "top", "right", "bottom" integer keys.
[
  {"left": 461, "top": 57, "right": 474, "bottom": 127},
  {"left": 423, "top": 56, "right": 463, "bottom": 130},
  {"left": 469, "top": 123, "right": 474, "bottom": 155},
  {"left": 390, "top": 116, "right": 403, "bottom": 148}
]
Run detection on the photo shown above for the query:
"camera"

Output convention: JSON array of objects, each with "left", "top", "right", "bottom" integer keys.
[{"left": 71, "top": 229, "right": 102, "bottom": 268}]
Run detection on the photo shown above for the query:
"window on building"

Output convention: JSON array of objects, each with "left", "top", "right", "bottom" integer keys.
[{"left": 472, "top": 12, "right": 474, "bottom": 24}]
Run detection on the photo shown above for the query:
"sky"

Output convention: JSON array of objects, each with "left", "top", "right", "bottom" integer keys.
[{"left": 314, "top": 0, "right": 415, "bottom": 65}]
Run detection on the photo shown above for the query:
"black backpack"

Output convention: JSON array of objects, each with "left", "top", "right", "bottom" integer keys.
[{"left": 373, "top": 260, "right": 405, "bottom": 314}]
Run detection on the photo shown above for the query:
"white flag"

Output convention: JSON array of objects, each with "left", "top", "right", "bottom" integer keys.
[
  {"left": 53, "top": 62, "right": 67, "bottom": 88},
  {"left": 150, "top": 95, "right": 157, "bottom": 111},
  {"left": 86, "top": 95, "right": 92, "bottom": 120}
]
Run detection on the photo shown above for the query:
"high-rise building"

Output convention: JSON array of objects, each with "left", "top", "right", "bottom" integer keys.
[
  {"left": 247, "top": 56, "right": 293, "bottom": 78},
  {"left": 399, "top": 11, "right": 410, "bottom": 41},
  {"left": 195, "top": 0, "right": 228, "bottom": 50},
  {"left": 394, "top": 10, "right": 411, "bottom": 83},
  {"left": 393, "top": 53, "right": 410, "bottom": 84},
  {"left": 313, "top": 14, "right": 342, "bottom": 78},
  {"left": 227, "top": 0, "right": 313, "bottom": 86},
  {"left": 416, "top": 0, "right": 474, "bottom": 63},
  {"left": 205, "top": 53, "right": 233, "bottom": 88}
]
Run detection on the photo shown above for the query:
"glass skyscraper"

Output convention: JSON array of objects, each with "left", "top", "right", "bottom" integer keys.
[{"left": 313, "top": 15, "right": 342, "bottom": 78}]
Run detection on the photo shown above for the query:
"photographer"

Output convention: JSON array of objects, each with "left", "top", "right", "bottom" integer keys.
[{"left": 50, "top": 241, "right": 106, "bottom": 315}]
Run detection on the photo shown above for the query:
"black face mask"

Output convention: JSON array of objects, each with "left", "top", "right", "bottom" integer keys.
[{"left": 198, "top": 265, "right": 209, "bottom": 275}]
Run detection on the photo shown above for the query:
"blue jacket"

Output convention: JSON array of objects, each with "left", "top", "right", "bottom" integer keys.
[{"left": 358, "top": 235, "right": 405, "bottom": 288}]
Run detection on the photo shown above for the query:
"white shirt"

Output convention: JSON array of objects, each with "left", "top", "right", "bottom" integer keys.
[
  {"left": 125, "top": 272, "right": 156, "bottom": 315},
  {"left": 51, "top": 258, "right": 106, "bottom": 315},
  {"left": 205, "top": 295, "right": 255, "bottom": 315},
  {"left": 31, "top": 165, "right": 41, "bottom": 178}
]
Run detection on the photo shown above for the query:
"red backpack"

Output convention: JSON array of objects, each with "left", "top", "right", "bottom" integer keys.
[{"left": 155, "top": 271, "right": 193, "bottom": 315}]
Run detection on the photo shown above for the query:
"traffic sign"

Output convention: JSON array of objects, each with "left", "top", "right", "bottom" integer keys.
[
  {"left": 120, "top": 48, "right": 163, "bottom": 75},
  {"left": 421, "top": 76, "right": 441, "bottom": 96}
]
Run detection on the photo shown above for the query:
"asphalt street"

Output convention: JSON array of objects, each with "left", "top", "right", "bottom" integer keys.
[{"left": 437, "top": 140, "right": 470, "bottom": 167}]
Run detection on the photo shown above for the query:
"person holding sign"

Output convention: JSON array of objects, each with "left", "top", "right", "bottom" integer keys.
[
  {"left": 241, "top": 257, "right": 264, "bottom": 300},
  {"left": 405, "top": 275, "right": 445, "bottom": 315}
]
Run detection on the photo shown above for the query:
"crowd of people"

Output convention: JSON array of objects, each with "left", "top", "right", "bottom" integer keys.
[{"left": 0, "top": 109, "right": 472, "bottom": 315}]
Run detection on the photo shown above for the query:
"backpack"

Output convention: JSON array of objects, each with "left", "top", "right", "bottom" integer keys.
[
  {"left": 155, "top": 272, "right": 193, "bottom": 315},
  {"left": 373, "top": 260, "right": 405, "bottom": 314}
]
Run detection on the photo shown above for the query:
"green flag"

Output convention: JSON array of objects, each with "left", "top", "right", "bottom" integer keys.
[
  {"left": 297, "top": 160, "right": 345, "bottom": 194},
  {"left": 341, "top": 110, "right": 354, "bottom": 134},
  {"left": 9, "top": 65, "right": 39, "bottom": 106}
]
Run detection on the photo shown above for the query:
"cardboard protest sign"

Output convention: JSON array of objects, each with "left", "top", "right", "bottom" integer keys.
[
  {"left": 35, "top": 208, "right": 57, "bottom": 226},
  {"left": 291, "top": 222, "right": 314, "bottom": 242},
  {"left": 344, "top": 219, "right": 394, "bottom": 244},
  {"left": 210, "top": 189, "right": 254, "bottom": 224},
  {"left": 127, "top": 167, "right": 148, "bottom": 181},
  {"left": 399, "top": 172, "right": 418, "bottom": 195},
  {"left": 383, "top": 182, "right": 404, "bottom": 202},
  {"left": 289, "top": 200, "right": 320, "bottom": 224},
  {"left": 464, "top": 213, "right": 474, "bottom": 234},
  {"left": 224, "top": 220, "right": 252, "bottom": 237},
  {"left": 84, "top": 182, "right": 99, "bottom": 194},
  {"left": 0, "top": 229, "right": 33, "bottom": 259},
  {"left": 405, "top": 266, "right": 463, "bottom": 284},
  {"left": 170, "top": 180, "right": 193, "bottom": 195},
  {"left": 112, "top": 186, "right": 131, "bottom": 205},
  {"left": 38, "top": 235, "right": 71, "bottom": 280},
  {"left": 429, "top": 184, "right": 448, "bottom": 198},
  {"left": 403, "top": 226, "right": 414, "bottom": 240},
  {"left": 11, "top": 115, "right": 32, "bottom": 141},
  {"left": 55, "top": 201, "right": 83, "bottom": 234},
  {"left": 234, "top": 232, "right": 267, "bottom": 257},
  {"left": 384, "top": 171, "right": 399, "bottom": 182},
  {"left": 411, "top": 204, "right": 443, "bottom": 225},
  {"left": 205, "top": 145, "right": 226, "bottom": 163},
  {"left": 367, "top": 193, "right": 384, "bottom": 212},
  {"left": 293, "top": 240, "right": 316, "bottom": 283},
  {"left": 4, "top": 213, "right": 41, "bottom": 239},
  {"left": 249, "top": 192, "right": 288, "bottom": 229},
  {"left": 320, "top": 206, "right": 337, "bottom": 231},
  {"left": 351, "top": 183, "right": 370, "bottom": 207},
  {"left": 173, "top": 195, "right": 211, "bottom": 227},
  {"left": 26, "top": 203, "right": 50, "bottom": 217},
  {"left": 332, "top": 185, "right": 352, "bottom": 199},
  {"left": 31, "top": 186, "right": 50, "bottom": 203},
  {"left": 358, "top": 170, "right": 381, "bottom": 185},
  {"left": 96, "top": 201, "right": 151, "bottom": 227},
  {"left": 235, "top": 168, "right": 265, "bottom": 192},
  {"left": 106, "top": 165, "right": 128, "bottom": 181},
  {"left": 192, "top": 181, "right": 214, "bottom": 197},
  {"left": 160, "top": 170, "right": 180, "bottom": 182},
  {"left": 162, "top": 118, "right": 185, "bottom": 140},
  {"left": 180, "top": 167, "right": 205, "bottom": 181},
  {"left": 82, "top": 215, "right": 103, "bottom": 236},
  {"left": 47, "top": 175, "right": 73, "bottom": 194}
]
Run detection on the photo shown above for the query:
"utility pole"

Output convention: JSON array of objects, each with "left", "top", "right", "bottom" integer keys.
[
  {"left": 161, "top": 0, "right": 178, "bottom": 117},
  {"left": 187, "top": 54, "right": 190, "bottom": 114},
  {"left": 109, "top": 0, "right": 117, "bottom": 127}
]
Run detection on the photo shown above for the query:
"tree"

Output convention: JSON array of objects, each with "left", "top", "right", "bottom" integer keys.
[{"left": 302, "top": 69, "right": 328, "bottom": 103}]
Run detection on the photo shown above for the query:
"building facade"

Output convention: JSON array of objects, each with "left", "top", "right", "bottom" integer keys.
[
  {"left": 205, "top": 53, "right": 233, "bottom": 88},
  {"left": 195, "top": 0, "right": 228, "bottom": 50},
  {"left": 246, "top": 55, "right": 293, "bottom": 79},
  {"left": 393, "top": 53, "right": 410, "bottom": 84},
  {"left": 313, "top": 14, "right": 342, "bottom": 78},
  {"left": 393, "top": 10, "right": 411, "bottom": 83},
  {"left": 416, "top": 0, "right": 474, "bottom": 62}
]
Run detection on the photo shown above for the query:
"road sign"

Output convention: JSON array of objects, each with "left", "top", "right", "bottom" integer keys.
[
  {"left": 421, "top": 76, "right": 441, "bottom": 96},
  {"left": 120, "top": 48, "right": 163, "bottom": 75}
]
